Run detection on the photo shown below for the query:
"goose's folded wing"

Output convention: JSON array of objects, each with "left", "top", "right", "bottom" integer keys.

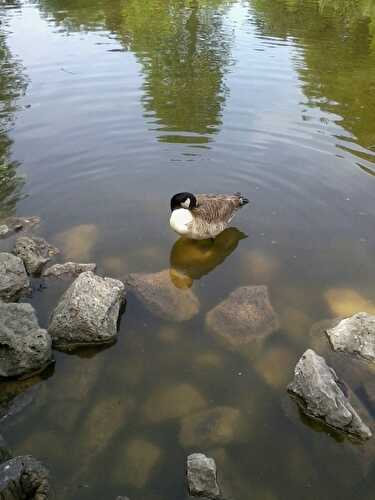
[{"left": 194, "top": 194, "right": 243, "bottom": 223}]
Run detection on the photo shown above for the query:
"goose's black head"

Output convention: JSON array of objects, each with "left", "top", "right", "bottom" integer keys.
[{"left": 170, "top": 192, "right": 197, "bottom": 211}]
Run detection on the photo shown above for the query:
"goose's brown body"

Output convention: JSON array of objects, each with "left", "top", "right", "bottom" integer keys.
[{"left": 170, "top": 193, "right": 248, "bottom": 240}]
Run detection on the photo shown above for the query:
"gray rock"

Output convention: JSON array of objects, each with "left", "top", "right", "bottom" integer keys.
[
  {"left": 187, "top": 453, "right": 220, "bottom": 499},
  {"left": 127, "top": 269, "right": 199, "bottom": 322},
  {"left": 326, "top": 312, "right": 375, "bottom": 363},
  {"left": 49, "top": 271, "right": 125, "bottom": 351},
  {"left": 0, "top": 302, "right": 52, "bottom": 379},
  {"left": 42, "top": 261, "right": 96, "bottom": 278},
  {"left": 206, "top": 285, "right": 279, "bottom": 348},
  {"left": 0, "top": 216, "right": 40, "bottom": 239},
  {"left": 288, "top": 349, "right": 372, "bottom": 440},
  {"left": 0, "top": 455, "right": 50, "bottom": 499},
  {"left": 116, "top": 496, "right": 130, "bottom": 500},
  {"left": 14, "top": 236, "right": 59, "bottom": 275},
  {"left": 0, "top": 253, "right": 30, "bottom": 302}
]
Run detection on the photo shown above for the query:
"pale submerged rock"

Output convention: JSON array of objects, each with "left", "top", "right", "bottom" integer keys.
[
  {"left": 0, "top": 252, "right": 30, "bottom": 302},
  {"left": 206, "top": 285, "right": 279, "bottom": 348},
  {"left": 324, "top": 288, "right": 375, "bottom": 317},
  {"left": 326, "top": 312, "right": 375, "bottom": 363},
  {"left": 14, "top": 236, "right": 59, "bottom": 275},
  {"left": 0, "top": 302, "right": 52, "bottom": 378},
  {"left": 42, "top": 261, "right": 96, "bottom": 278},
  {"left": 54, "top": 223, "right": 98, "bottom": 261},
  {"left": 48, "top": 271, "right": 126, "bottom": 351},
  {"left": 127, "top": 269, "right": 199, "bottom": 322},
  {"left": 287, "top": 349, "right": 372, "bottom": 440},
  {"left": 114, "top": 438, "right": 162, "bottom": 489},
  {"left": 187, "top": 453, "right": 220, "bottom": 498},
  {"left": 180, "top": 406, "right": 246, "bottom": 448},
  {"left": 143, "top": 383, "right": 206, "bottom": 423}
]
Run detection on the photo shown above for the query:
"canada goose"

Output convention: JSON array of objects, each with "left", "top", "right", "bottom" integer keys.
[{"left": 170, "top": 192, "right": 249, "bottom": 240}]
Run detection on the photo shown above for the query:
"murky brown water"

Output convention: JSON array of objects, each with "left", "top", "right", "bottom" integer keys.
[{"left": 1, "top": 0, "right": 375, "bottom": 499}]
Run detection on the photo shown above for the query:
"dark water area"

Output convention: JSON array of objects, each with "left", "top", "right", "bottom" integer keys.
[{"left": 0, "top": 0, "right": 375, "bottom": 499}]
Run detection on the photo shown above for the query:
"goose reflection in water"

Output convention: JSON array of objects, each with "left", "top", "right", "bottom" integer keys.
[{"left": 169, "top": 227, "right": 247, "bottom": 289}]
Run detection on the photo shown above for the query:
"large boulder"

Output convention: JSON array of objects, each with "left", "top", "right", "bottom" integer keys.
[
  {"left": 0, "top": 253, "right": 30, "bottom": 302},
  {"left": 206, "top": 285, "right": 279, "bottom": 348},
  {"left": 326, "top": 312, "right": 375, "bottom": 363},
  {"left": 0, "top": 302, "right": 52, "bottom": 379},
  {"left": 48, "top": 271, "right": 125, "bottom": 351},
  {"left": 187, "top": 453, "right": 220, "bottom": 499},
  {"left": 42, "top": 261, "right": 96, "bottom": 279},
  {"left": 287, "top": 349, "right": 372, "bottom": 440},
  {"left": 127, "top": 270, "right": 199, "bottom": 322},
  {"left": 0, "top": 455, "right": 50, "bottom": 499},
  {"left": 14, "top": 236, "right": 59, "bottom": 275}
]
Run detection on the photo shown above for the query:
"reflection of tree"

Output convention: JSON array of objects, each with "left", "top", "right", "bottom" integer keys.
[
  {"left": 0, "top": 23, "right": 27, "bottom": 219},
  {"left": 37, "top": 0, "right": 234, "bottom": 143},
  {"left": 251, "top": 0, "right": 375, "bottom": 152}
]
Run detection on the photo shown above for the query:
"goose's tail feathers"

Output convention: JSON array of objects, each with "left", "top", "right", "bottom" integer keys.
[{"left": 234, "top": 192, "right": 249, "bottom": 206}]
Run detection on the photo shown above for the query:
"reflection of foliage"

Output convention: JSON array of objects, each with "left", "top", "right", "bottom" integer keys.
[
  {"left": 251, "top": 0, "right": 375, "bottom": 150},
  {"left": 37, "top": 0, "right": 234, "bottom": 141},
  {"left": 0, "top": 24, "right": 27, "bottom": 218}
]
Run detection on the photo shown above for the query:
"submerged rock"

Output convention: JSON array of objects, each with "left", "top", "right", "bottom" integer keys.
[
  {"left": 14, "top": 236, "right": 59, "bottom": 275},
  {"left": 42, "top": 261, "right": 96, "bottom": 278},
  {"left": 206, "top": 285, "right": 279, "bottom": 348},
  {"left": 180, "top": 406, "right": 246, "bottom": 448},
  {"left": 143, "top": 383, "right": 206, "bottom": 423},
  {"left": 287, "top": 349, "right": 372, "bottom": 440},
  {"left": 54, "top": 223, "right": 98, "bottom": 261},
  {"left": 0, "top": 435, "right": 12, "bottom": 463},
  {"left": 127, "top": 269, "right": 199, "bottom": 322},
  {"left": 0, "top": 216, "right": 40, "bottom": 239},
  {"left": 0, "top": 455, "right": 50, "bottom": 499},
  {"left": 326, "top": 312, "right": 375, "bottom": 363},
  {"left": 187, "top": 453, "right": 220, "bottom": 499},
  {"left": 113, "top": 438, "right": 162, "bottom": 489},
  {"left": 0, "top": 302, "right": 52, "bottom": 379},
  {"left": 324, "top": 288, "right": 375, "bottom": 317},
  {"left": 0, "top": 252, "right": 30, "bottom": 302},
  {"left": 48, "top": 271, "right": 125, "bottom": 351}
]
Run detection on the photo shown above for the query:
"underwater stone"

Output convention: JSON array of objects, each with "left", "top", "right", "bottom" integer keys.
[
  {"left": 206, "top": 285, "right": 279, "bottom": 348},
  {"left": 288, "top": 349, "right": 372, "bottom": 440},
  {"left": 127, "top": 269, "right": 199, "bottom": 322},
  {"left": 0, "top": 216, "right": 40, "bottom": 239},
  {"left": 0, "top": 302, "right": 52, "bottom": 379},
  {"left": 48, "top": 271, "right": 125, "bottom": 351},
  {"left": 0, "top": 455, "right": 50, "bottom": 499},
  {"left": 114, "top": 438, "right": 162, "bottom": 489},
  {"left": 0, "top": 252, "right": 30, "bottom": 302},
  {"left": 143, "top": 383, "right": 206, "bottom": 423},
  {"left": 180, "top": 406, "right": 246, "bottom": 449},
  {"left": 326, "top": 312, "right": 375, "bottom": 363},
  {"left": 14, "top": 236, "right": 59, "bottom": 275},
  {"left": 187, "top": 453, "right": 220, "bottom": 498},
  {"left": 42, "top": 261, "right": 96, "bottom": 278}
]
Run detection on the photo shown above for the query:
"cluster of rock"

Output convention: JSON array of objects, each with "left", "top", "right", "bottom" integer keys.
[
  {"left": 287, "top": 312, "right": 374, "bottom": 441},
  {"left": 0, "top": 216, "right": 129, "bottom": 498}
]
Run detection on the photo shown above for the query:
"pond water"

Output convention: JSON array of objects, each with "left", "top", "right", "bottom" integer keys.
[{"left": 1, "top": 0, "right": 375, "bottom": 498}]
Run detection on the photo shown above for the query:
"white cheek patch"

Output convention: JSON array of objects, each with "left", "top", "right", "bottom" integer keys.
[{"left": 181, "top": 199, "right": 190, "bottom": 208}]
